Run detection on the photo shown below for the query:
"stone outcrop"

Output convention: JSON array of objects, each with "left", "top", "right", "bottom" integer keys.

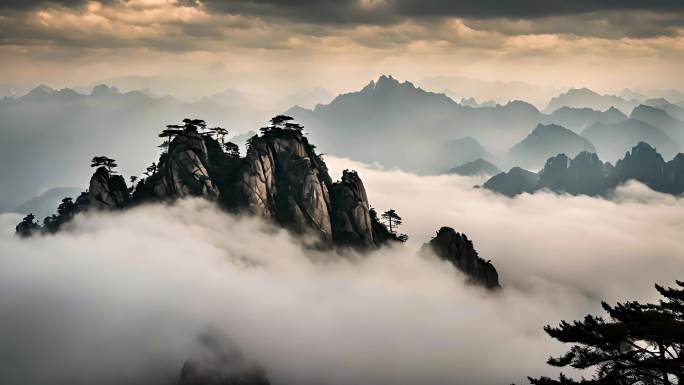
[
  {"left": 239, "top": 130, "right": 333, "bottom": 242},
  {"left": 153, "top": 130, "right": 220, "bottom": 201},
  {"left": 329, "top": 170, "right": 375, "bottom": 247},
  {"left": 88, "top": 166, "right": 129, "bottom": 210},
  {"left": 421, "top": 227, "right": 500, "bottom": 289},
  {"left": 18, "top": 123, "right": 398, "bottom": 249}
]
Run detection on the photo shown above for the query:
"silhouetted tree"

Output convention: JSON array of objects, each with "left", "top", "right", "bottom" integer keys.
[
  {"left": 397, "top": 233, "right": 409, "bottom": 243},
  {"left": 528, "top": 281, "right": 684, "bottom": 385},
  {"left": 224, "top": 142, "right": 240, "bottom": 158},
  {"left": 129, "top": 176, "right": 138, "bottom": 193},
  {"left": 182, "top": 118, "right": 207, "bottom": 133},
  {"left": 159, "top": 126, "right": 183, "bottom": 152},
  {"left": 144, "top": 162, "right": 158, "bottom": 177},
  {"left": 91, "top": 156, "right": 117, "bottom": 173},
  {"left": 260, "top": 115, "right": 303, "bottom": 134},
  {"left": 56, "top": 197, "right": 75, "bottom": 217},
  {"left": 209, "top": 127, "right": 229, "bottom": 146},
  {"left": 381, "top": 209, "right": 403, "bottom": 234},
  {"left": 15, "top": 213, "right": 40, "bottom": 237}
]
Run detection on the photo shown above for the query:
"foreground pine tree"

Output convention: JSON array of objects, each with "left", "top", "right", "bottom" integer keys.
[{"left": 529, "top": 281, "right": 684, "bottom": 384}]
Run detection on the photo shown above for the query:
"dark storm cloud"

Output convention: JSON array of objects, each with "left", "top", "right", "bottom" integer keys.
[
  {"left": 194, "top": 0, "right": 684, "bottom": 37},
  {"left": 199, "top": 0, "right": 684, "bottom": 21},
  {"left": 0, "top": 0, "right": 91, "bottom": 10}
]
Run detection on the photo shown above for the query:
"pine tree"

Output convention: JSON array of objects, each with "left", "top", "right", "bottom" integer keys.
[{"left": 528, "top": 281, "right": 684, "bottom": 385}]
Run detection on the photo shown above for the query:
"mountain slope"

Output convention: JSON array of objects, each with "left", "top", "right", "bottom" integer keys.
[
  {"left": 630, "top": 104, "right": 684, "bottom": 145},
  {"left": 507, "top": 124, "right": 596, "bottom": 169},
  {"left": 448, "top": 159, "right": 500, "bottom": 176},
  {"left": 544, "top": 106, "right": 627, "bottom": 132},
  {"left": 581, "top": 118, "right": 678, "bottom": 161},
  {"left": 13, "top": 187, "right": 82, "bottom": 220},
  {"left": 544, "top": 88, "right": 638, "bottom": 115}
]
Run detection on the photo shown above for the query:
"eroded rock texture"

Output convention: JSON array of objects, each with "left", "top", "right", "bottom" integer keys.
[
  {"left": 153, "top": 130, "right": 220, "bottom": 201},
  {"left": 88, "top": 166, "right": 129, "bottom": 210},
  {"left": 422, "top": 227, "right": 500, "bottom": 290},
  {"left": 239, "top": 130, "right": 333, "bottom": 242}
]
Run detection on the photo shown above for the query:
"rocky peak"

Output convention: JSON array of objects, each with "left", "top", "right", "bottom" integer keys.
[
  {"left": 329, "top": 170, "right": 375, "bottom": 247},
  {"left": 239, "top": 129, "right": 333, "bottom": 242},
  {"left": 613, "top": 142, "right": 666, "bottom": 189},
  {"left": 88, "top": 166, "right": 129, "bottom": 210},
  {"left": 15, "top": 117, "right": 403, "bottom": 251},
  {"left": 421, "top": 227, "right": 500, "bottom": 290},
  {"left": 152, "top": 129, "right": 220, "bottom": 201},
  {"left": 537, "top": 153, "right": 570, "bottom": 191}
]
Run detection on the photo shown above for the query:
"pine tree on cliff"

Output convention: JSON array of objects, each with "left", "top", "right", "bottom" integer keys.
[
  {"left": 159, "top": 126, "right": 183, "bottom": 152},
  {"left": 224, "top": 142, "right": 240, "bottom": 158},
  {"left": 381, "top": 209, "right": 402, "bottom": 233},
  {"left": 91, "top": 156, "right": 117, "bottom": 173},
  {"left": 528, "top": 281, "right": 684, "bottom": 384},
  {"left": 209, "top": 127, "right": 229, "bottom": 147}
]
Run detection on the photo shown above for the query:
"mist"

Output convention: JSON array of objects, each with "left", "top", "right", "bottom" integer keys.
[{"left": 1, "top": 156, "right": 682, "bottom": 385}]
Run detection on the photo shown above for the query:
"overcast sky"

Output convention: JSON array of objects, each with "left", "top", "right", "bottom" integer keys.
[{"left": 1, "top": 0, "right": 683, "bottom": 93}]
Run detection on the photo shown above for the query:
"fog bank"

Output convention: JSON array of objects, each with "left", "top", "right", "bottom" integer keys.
[{"left": 1, "top": 158, "right": 683, "bottom": 385}]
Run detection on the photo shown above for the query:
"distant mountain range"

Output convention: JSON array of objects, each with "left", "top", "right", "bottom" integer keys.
[
  {"left": 544, "top": 88, "right": 640, "bottom": 115},
  {"left": 484, "top": 142, "right": 684, "bottom": 197},
  {"left": 288, "top": 76, "right": 684, "bottom": 174},
  {"left": 581, "top": 118, "right": 679, "bottom": 161},
  {"left": 3, "top": 76, "right": 683, "bottom": 210}
]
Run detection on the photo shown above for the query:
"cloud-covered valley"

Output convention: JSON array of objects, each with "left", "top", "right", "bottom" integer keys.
[{"left": 1, "top": 156, "right": 682, "bottom": 385}]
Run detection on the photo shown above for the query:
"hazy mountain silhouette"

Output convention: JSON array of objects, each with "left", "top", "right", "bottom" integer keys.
[
  {"left": 0, "top": 85, "right": 264, "bottom": 211},
  {"left": 619, "top": 88, "right": 647, "bottom": 101},
  {"left": 642, "top": 98, "right": 684, "bottom": 121},
  {"left": 545, "top": 106, "right": 626, "bottom": 132},
  {"left": 484, "top": 142, "right": 684, "bottom": 197},
  {"left": 581, "top": 118, "right": 678, "bottom": 161},
  {"left": 420, "top": 75, "right": 559, "bottom": 109},
  {"left": 444, "top": 137, "right": 495, "bottom": 167},
  {"left": 13, "top": 187, "right": 82, "bottom": 220},
  {"left": 482, "top": 167, "right": 539, "bottom": 196},
  {"left": 544, "top": 88, "right": 639, "bottom": 115},
  {"left": 448, "top": 159, "right": 501, "bottom": 177},
  {"left": 507, "top": 124, "right": 596, "bottom": 169},
  {"left": 630, "top": 104, "right": 684, "bottom": 145}
]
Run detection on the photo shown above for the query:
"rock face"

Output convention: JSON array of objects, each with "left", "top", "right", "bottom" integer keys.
[
  {"left": 239, "top": 130, "right": 333, "bottom": 242},
  {"left": 484, "top": 142, "right": 684, "bottom": 197},
  {"left": 88, "top": 166, "right": 129, "bottom": 210},
  {"left": 153, "top": 130, "right": 220, "bottom": 201},
  {"left": 422, "top": 227, "right": 500, "bottom": 289},
  {"left": 537, "top": 152, "right": 611, "bottom": 195},
  {"left": 329, "top": 170, "right": 375, "bottom": 247}
]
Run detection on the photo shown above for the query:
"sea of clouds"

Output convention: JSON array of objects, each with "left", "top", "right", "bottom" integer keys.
[{"left": 0, "top": 156, "right": 682, "bottom": 385}]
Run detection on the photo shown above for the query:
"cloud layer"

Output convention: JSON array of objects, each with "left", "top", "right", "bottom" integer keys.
[
  {"left": 1, "top": 0, "right": 683, "bottom": 92},
  {"left": 1, "top": 156, "right": 682, "bottom": 385}
]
